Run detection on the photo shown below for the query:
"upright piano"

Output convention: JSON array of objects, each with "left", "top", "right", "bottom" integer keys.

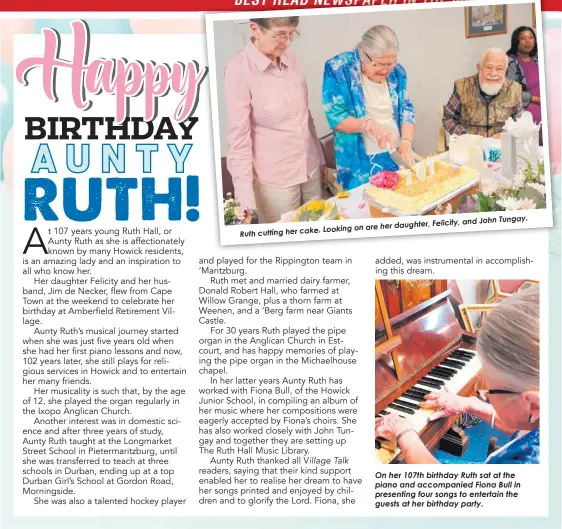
[{"left": 375, "top": 287, "right": 482, "bottom": 464}]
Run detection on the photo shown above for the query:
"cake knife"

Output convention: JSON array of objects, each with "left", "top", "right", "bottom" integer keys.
[{"left": 389, "top": 147, "right": 416, "bottom": 171}]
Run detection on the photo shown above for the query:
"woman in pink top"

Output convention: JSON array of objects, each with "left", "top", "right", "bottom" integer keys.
[{"left": 224, "top": 17, "right": 325, "bottom": 224}]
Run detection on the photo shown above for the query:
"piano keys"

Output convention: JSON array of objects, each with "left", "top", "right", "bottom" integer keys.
[
  {"left": 376, "top": 347, "right": 481, "bottom": 463},
  {"left": 375, "top": 288, "right": 481, "bottom": 464}
]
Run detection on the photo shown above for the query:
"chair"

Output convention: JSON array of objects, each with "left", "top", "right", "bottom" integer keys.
[
  {"left": 458, "top": 303, "right": 501, "bottom": 333},
  {"left": 485, "top": 280, "right": 539, "bottom": 304},
  {"left": 449, "top": 279, "right": 499, "bottom": 333},
  {"left": 458, "top": 280, "right": 539, "bottom": 332},
  {"left": 437, "top": 105, "right": 449, "bottom": 153},
  {"left": 220, "top": 157, "right": 235, "bottom": 200},
  {"left": 319, "top": 133, "right": 336, "bottom": 170},
  {"left": 319, "top": 133, "right": 342, "bottom": 197}
]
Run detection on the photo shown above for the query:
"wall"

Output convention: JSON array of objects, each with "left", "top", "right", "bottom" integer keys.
[
  {"left": 212, "top": 3, "right": 534, "bottom": 158},
  {"left": 452, "top": 280, "right": 492, "bottom": 305}
]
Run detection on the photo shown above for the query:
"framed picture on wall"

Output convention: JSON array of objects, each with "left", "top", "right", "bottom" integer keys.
[
  {"left": 532, "top": 4, "right": 536, "bottom": 27},
  {"left": 465, "top": 5, "right": 508, "bottom": 38}
]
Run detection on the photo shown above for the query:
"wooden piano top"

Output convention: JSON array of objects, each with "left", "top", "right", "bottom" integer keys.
[{"left": 376, "top": 290, "right": 474, "bottom": 411}]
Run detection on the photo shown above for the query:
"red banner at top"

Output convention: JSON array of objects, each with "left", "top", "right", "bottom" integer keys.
[{"left": 0, "top": 0, "right": 559, "bottom": 11}]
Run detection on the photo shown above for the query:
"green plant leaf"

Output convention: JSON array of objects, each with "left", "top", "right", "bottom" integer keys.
[
  {"left": 476, "top": 191, "right": 489, "bottom": 212},
  {"left": 517, "top": 187, "right": 543, "bottom": 202},
  {"left": 517, "top": 188, "right": 546, "bottom": 208}
]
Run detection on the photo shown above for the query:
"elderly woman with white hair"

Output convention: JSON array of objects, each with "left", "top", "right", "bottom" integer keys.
[
  {"left": 443, "top": 47, "right": 523, "bottom": 139},
  {"left": 322, "top": 25, "right": 422, "bottom": 191},
  {"left": 375, "top": 286, "right": 540, "bottom": 464}
]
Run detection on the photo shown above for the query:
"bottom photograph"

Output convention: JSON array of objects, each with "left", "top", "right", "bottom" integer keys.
[{"left": 375, "top": 279, "right": 540, "bottom": 465}]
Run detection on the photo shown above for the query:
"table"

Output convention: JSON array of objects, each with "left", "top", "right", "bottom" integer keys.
[
  {"left": 331, "top": 184, "right": 371, "bottom": 220},
  {"left": 331, "top": 148, "right": 544, "bottom": 220}
]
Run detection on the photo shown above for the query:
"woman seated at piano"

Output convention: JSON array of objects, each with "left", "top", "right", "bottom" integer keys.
[{"left": 375, "top": 286, "right": 540, "bottom": 464}]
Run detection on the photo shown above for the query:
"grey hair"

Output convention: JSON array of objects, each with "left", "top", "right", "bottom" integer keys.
[
  {"left": 359, "top": 25, "right": 399, "bottom": 57},
  {"left": 249, "top": 17, "right": 299, "bottom": 30},
  {"left": 477, "top": 285, "right": 540, "bottom": 392},
  {"left": 479, "top": 47, "right": 508, "bottom": 69}
]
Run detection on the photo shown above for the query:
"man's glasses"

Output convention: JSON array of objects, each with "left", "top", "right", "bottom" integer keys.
[
  {"left": 362, "top": 50, "right": 397, "bottom": 71},
  {"left": 265, "top": 29, "right": 300, "bottom": 42},
  {"left": 476, "top": 389, "right": 521, "bottom": 404}
]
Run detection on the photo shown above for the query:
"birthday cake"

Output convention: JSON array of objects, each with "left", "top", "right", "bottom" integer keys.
[{"left": 364, "top": 159, "right": 480, "bottom": 213}]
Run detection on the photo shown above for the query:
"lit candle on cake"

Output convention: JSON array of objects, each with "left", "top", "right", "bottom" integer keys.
[
  {"left": 415, "top": 161, "right": 425, "bottom": 181},
  {"left": 405, "top": 169, "right": 412, "bottom": 186},
  {"left": 428, "top": 159, "right": 435, "bottom": 175}
]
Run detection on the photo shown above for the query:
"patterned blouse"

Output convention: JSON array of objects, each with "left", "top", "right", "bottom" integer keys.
[
  {"left": 485, "top": 428, "right": 540, "bottom": 464},
  {"left": 322, "top": 49, "right": 416, "bottom": 190}
]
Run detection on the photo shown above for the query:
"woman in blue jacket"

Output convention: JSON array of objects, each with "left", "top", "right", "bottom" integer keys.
[{"left": 322, "top": 25, "right": 422, "bottom": 190}]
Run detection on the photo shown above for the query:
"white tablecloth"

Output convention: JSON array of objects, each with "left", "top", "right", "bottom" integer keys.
[{"left": 331, "top": 184, "right": 372, "bottom": 220}]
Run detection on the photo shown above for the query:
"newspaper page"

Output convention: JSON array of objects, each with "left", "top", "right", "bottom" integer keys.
[{"left": 1, "top": 0, "right": 561, "bottom": 528}]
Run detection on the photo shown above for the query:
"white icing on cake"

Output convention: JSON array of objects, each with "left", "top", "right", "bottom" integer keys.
[{"left": 365, "top": 160, "right": 480, "bottom": 213}]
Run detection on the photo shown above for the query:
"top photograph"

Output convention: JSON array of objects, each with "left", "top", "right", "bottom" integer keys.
[{"left": 206, "top": 0, "right": 553, "bottom": 244}]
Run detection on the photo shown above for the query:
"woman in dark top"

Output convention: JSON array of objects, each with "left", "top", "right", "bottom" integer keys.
[{"left": 506, "top": 26, "right": 541, "bottom": 143}]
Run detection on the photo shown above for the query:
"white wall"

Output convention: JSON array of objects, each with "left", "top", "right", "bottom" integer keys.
[
  {"left": 452, "top": 280, "right": 491, "bottom": 305},
  {"left": 212, "top": 3, "right": 534, "bottom": 158}
]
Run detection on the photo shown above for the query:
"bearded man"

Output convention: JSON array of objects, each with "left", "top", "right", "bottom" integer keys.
[{"left": 442, "top": 47, "right": 523, "bottom": 138}]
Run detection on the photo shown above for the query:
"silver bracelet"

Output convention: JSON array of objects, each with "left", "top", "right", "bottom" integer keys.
[
  {"left": 361, "top": 118, "right": 372, "bottom": 132},
  {"left": 396, "top": 428, "right": 417, "bottom": 446}
]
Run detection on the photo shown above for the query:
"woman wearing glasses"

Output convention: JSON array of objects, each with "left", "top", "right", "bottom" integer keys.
[
  {"left": 322, "top": 25, "right": 422, "bottom": 191},
  {"left": 224, "top": 17, "right": 325, "bottom": 224},
  {"left": 375, "top": 286, "right": 540, "bottom": 464}
]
